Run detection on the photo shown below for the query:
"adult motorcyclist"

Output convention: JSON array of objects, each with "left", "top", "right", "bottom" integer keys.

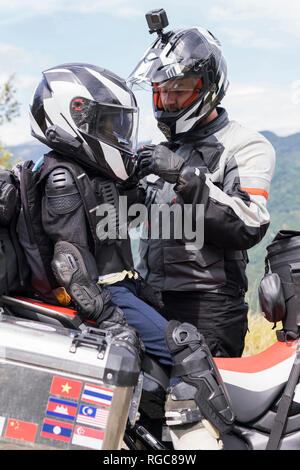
[
  {"left": 27, "top": 62, "right": 172, "bottom": 368},
  {"left": 128, "top": 25, "right": 276, "bottom": 359}
]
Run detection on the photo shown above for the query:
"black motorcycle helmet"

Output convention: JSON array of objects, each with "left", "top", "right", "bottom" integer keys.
[
  {"left": 29, "top": 63, "right": 139, "bottom": 182},
  {"left": 128, "top": 27, "right": 228, "bottom": 141}
]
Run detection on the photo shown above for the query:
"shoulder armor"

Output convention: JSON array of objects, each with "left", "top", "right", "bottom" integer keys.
[{"left": 45, "top": 167, "right": 79, "bottom": 197}]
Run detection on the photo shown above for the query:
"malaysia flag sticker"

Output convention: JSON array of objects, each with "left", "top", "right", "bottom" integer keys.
[
  {"left": 72, "top": 425, "right": 104, "bottom": 450},
  {"left": 41, "top": 418, "right": 73, "bottom": 443},
  {"left": 77, "top": 404, "right": 109, "bottom": 428},
  {"left": 5, "top": 419, "right": 38, "bottom": 443},
  {"left": 50, "top": 376, "right": 82, "bottom": 399},
  {"left": 82, "top": 383, "right": 114, "bottom": 407}
]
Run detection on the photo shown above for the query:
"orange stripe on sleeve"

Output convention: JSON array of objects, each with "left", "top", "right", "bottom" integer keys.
[{"left": 240, "top": 187, "right": 269, "bottom": 200}]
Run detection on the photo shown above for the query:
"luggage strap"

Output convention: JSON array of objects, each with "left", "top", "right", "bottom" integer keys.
[{"left": 266, "top": 339, "right": 300, "bottom": 450}]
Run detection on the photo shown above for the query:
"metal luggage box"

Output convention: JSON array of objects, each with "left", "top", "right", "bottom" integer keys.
[{"left": 0, "top": 313, "right": 141, "bottom": 450}]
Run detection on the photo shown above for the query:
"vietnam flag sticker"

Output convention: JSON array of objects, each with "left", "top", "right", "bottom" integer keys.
[
  {"left": 5, "top": 419, "right": 38, "bottom": 443},
  {"left": 50, "top": 375, "right": 82, "bottom": 399}
]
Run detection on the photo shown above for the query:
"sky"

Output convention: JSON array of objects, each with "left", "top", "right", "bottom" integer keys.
[{"left": 0, "top": 0, "right": 300, "bottom": 147}]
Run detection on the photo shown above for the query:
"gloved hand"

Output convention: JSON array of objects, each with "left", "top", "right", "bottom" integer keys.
[
  {"left": 137, "top": 144, "right": 186, "bottom": 184},
  {"left": 138, "top": 278, "right": 165, "bottom": 314}
]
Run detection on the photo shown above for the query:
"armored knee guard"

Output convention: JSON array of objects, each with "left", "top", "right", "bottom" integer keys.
[
  {"left": 51, "top": 241, "right": 125, "bottom": 324},
  {"left": 164, "top": 321, "right": 235, "bottom": 449}
]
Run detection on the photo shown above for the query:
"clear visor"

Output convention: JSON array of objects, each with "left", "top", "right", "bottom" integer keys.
[
  {"left": 128, "top": 47, "right": 187, "bottom": 91},
  {"left": 155, "top": 77, "right": 200, "bottom": 92},
  {"left": 70, "top": 97, "right": 138, "bottom": 153}
]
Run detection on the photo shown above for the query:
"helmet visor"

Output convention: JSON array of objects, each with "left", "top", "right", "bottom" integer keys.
[
  {"left": 127, "top": 29, "right": 215, "bottom": 90},
  {"left": 70, "top": 97, "right": 138, "bottom": 154}
]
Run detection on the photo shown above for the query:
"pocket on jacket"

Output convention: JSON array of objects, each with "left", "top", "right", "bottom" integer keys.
[{"left": 163, "top": 245, "right": 226, "bottom": 290}]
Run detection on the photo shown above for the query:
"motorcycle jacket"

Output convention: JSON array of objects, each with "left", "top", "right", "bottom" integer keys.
[
  {"left": 30, "top": 152, "right": 135, "bottom": 292},
  {"left": 136, "top": 107, "right": 276, "bottom": 296}
]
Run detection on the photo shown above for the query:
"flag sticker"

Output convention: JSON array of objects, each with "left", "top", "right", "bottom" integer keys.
[
  {"left": 50, "top": 376, "right": 82, "bottom": 399},
  {"left": 77, "top": 404, "right": 109, "bottom": 428},
  {"left": 41, "top": 418, "right": 73, "bottom": 443},
  {"left": 72, "top": 425, "right": 104, "bottom": 450},
  {"left": 0, "top": 417, "right": 5, "bottom": 436},
  {"left": 46, "top": 397, "right": 78, "bottom": 421},
  {"left": 5, "top": 419, "right": 38, "bottom": 443},
  {"left": 82, "top": 383, "right": 114, "bottom": 407}
]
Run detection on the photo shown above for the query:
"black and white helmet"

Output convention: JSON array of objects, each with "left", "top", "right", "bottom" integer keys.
[
  {"left": 128, "top": 27, "right": 228, "bottom": 141},
  {"left": 30, "top": 63, "right": 139, "bottom": 181}
]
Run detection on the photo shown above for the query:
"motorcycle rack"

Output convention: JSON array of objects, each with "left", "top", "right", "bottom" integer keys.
[{"left": 0, "top": 295, "right": 83, "bottom": 330}]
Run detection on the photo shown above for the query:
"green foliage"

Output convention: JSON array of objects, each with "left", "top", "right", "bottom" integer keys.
[
  {"left": 0, "top": 75, "right": 20, "bottom": 127},
  {"left": 0, "top": 75, "right": 20, "bottom": 169},
  {"left": 246, "top": 131, "right": 300, "bottom": 312}
]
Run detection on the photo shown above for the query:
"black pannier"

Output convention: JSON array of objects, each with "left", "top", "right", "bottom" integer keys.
[
  {"left": 0, "top": 169, "right": 29, "bottom": 296},
  {"left": 259, "top": 230, "right": 300, "bottom": 341}
]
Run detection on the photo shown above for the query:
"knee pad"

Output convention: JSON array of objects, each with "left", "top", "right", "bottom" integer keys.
[
  {"left": 165, "top": 320, "right": 235, "bottom": 434},
  {"left": 51, "top": 241, "right": 105, "bottom": 321}
]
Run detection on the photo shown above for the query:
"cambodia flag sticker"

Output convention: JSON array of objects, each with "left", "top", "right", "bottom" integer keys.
[
  {"left": 46, "top": 397, "right": 78, "bottom": 421},
  {"left": 41, "top": 418, "right": 73, "bottom": 442},
  {"left": 5, "top": 419, "right": 38, "bottom": 443},
  {"left": 50, "top": 375, "right": 82, "bottom": 399}
]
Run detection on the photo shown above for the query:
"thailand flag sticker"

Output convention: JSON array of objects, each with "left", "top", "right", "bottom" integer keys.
[
  {"left": 46, "top": 397, "right": 78, "bottom": 421},
  {"left": 77, "top": 404, "right": 109, "bottom": 428},
  {"left": 41, "top": 418, "right": 73, "bottom": 443},
  {"left": 82, "top": 383, "right": 114, "bottom": 407},
  {"left": 72, "top": 425, "right": 104, "bottom": 450},
  {"left": 50, "top": 375, "right": 82, "bottom": 399}
]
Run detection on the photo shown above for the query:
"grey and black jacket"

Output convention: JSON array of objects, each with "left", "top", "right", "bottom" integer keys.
[{"left": 136, "top": 108, "right": 276, "bottom": 296}]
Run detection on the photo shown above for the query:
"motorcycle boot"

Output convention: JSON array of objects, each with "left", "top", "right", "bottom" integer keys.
[
  {"left": 51, "top": 240, "right": 126, "bottom": 325},
  {"left": 164, "top": 320, "right": 235, "bottom": 450}
]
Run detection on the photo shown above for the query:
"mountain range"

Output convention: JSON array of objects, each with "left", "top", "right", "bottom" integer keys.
[{"left": 8, "top": 131, "right": 300, "bottom": 313}]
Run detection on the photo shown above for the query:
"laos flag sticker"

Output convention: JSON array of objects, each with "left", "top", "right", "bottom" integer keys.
[{"left": 41, "top": 418, "right": 73, "bottom": 443}]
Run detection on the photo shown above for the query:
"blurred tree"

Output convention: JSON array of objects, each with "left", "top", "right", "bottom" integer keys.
[{"left": 0, "top": 75, "right": 20, "bottom": 169}]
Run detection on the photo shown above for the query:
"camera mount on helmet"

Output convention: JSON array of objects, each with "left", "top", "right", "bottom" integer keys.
[{"left": 145, "top": 8, "right": 169, "bottom": 40}]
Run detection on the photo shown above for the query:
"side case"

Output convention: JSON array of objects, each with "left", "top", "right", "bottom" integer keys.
[{"left": 0, "top": 314, "right": 141, "bottom": 450}]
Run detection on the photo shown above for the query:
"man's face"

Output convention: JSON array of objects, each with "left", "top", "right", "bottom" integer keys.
[{"left": 158, "top": 77, "right": 200, "bottom": 112}]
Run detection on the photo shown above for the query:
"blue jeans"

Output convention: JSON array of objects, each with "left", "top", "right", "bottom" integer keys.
[{"left": 106, "top": 279, "right": 173, "bottom": 367}]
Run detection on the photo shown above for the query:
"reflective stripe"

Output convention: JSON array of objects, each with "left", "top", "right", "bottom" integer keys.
[{"left": 241, "top": 187, "right": 269, "bottom": 200}]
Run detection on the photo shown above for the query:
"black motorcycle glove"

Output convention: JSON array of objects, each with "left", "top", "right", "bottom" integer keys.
[{"left": 137, "top": 144, "right": 186, "bottom": 184}]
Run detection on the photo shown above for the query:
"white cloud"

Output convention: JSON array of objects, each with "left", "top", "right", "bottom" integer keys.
[
  {"left": 0, "top": 113, "right": 32, "bottom": 147},
  {"left": 209, "top": 0, "right": 300, "bottom": 38},
  {"left": 0, "top": 0, "right": 142, "bottom": 24},
  {"left": 209, "top": 0, "right": 300, "bottom": 22},
  {"left": 223, "top": 81, "right": 300, "bottom": 136},
  {"left": 0, "top": 43, "right": 30, "bottom": 73},
  {"left": 220, "top": 27, "right": 283, "bottom": 49}
]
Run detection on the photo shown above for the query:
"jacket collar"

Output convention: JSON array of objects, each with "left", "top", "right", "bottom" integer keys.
[{"left": 174, "top": 107, "right": 229, "bottom": 144}]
